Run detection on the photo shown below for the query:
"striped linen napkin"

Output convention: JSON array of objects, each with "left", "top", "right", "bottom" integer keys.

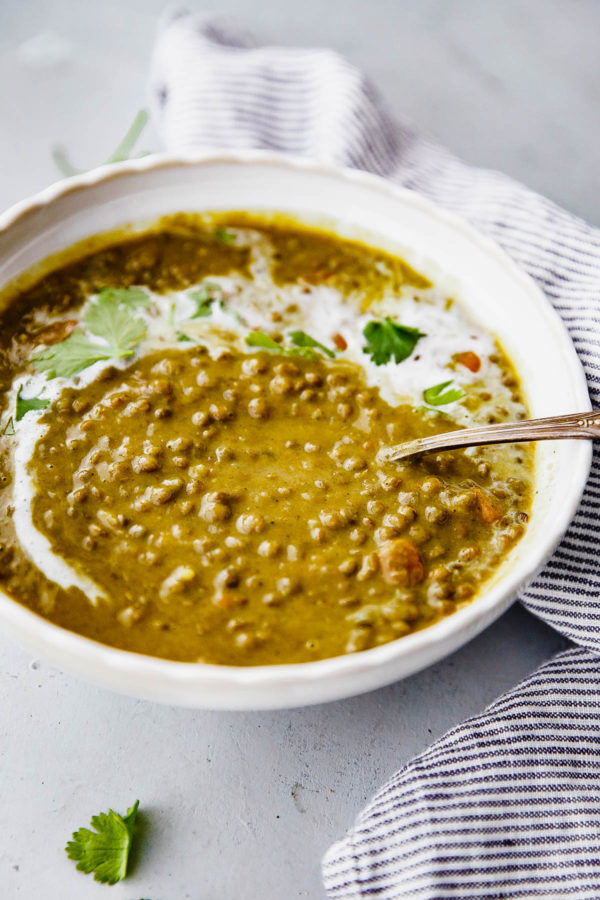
[{"left": 150, "top": 12, "right": 600, "bottom": 898}]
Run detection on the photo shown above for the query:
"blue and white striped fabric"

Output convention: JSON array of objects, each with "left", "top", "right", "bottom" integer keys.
[
  {"left": 150, "top": 12, "right": 600, "bottom": 898},
  {"left": 325, "top": 647, "right": 600, "bottom": 898}
]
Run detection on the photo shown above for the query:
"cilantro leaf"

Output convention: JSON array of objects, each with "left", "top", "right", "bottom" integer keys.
[
  {"left": 167, "top": 301, "right": 176, "bottom": 328},
  {"left": 2, "top": 417, "right": 15, "bottom": 436},
  {"left": 33, "top": 287, "right": 150, "bottom": 379},
  {"left": 16, "top": 385, "right": 50, "bottom": 421},
  {"left": 95, "top": 287, "right": 149, "bottom": 311},
  {"left": 84, "top": 296, "right": 146, "bottom": 356},
  {"left": 214, "top": 228, "right": 234, "bottom": 244},
  {"left": 244, "top": 331, "right": 324, "bottom": 359},
  {"left": 245, "top": 332, "right": 284, "bottom": 352},
  {"left": 33, "top": 331, "right": 116, "bottom": 379},
  {"left": 188, "top": 282, "right": 223, "bottom": 318},
  {"left": 288, "top": 347, "right": 318, "bottom": 358},
  {"left": 289, "top": 330, "right": 335, "bottom": 358},
  {"left": 244, "top": 331, "right": 319, "bottom": 359},
  {"left": 414, "top": 404, "right": 451, "bottom": 419},
  {"left": 65, "top": 800, "right": 139, "bottom": 885},
  {"left": 423, "top": 380, "right": 465, "bottom": 406},
  {"left": 362, "top": 318, "right": 425, "bottom": 365}
]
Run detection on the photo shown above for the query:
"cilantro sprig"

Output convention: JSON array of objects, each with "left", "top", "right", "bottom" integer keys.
[
  {"left": 83, "top": 292, "right": 147, "bottom": 351},
  {"left": 245, "top": 332, "right": 284, "bottom": 352},
  {"left": 214, "top": 228, "right": 234, "bottom": 244},
  {"left": 245, "top": 329, "right": 335, "bottom": 360},
  {"left": 16, "top": 385, "right": 50, "bottom": 420},
  {"left": 189, "top": 282, "right": 224, "bottom": 318},
  {"left": 181, "top": 281, "right": 242, "bottom": 331},
  {"left": 65, "top": 800, "right": 139, "bottom": 885},
  {"left": 423, "top": 380, "right": 465, "bottom": 406},
  {"left": 362, "top": 318, "right": 425, "bottom": 365},
  {"left": 33, "top": 333, "right": 119, "bottom": 379},
  {"left": 33, "top": 287, "right": 149, "bottom": 379},
  {"left": 415, "top": 405, "right": 451, "bottom": 419},
  {"left": 289, "top": 330, "right": 335, "bottom": 358},
  {"left": 245, "top": 331, "right": 315, "bottom": 358}
]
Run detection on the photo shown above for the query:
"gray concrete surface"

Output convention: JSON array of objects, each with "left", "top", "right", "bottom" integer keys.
[{"left": 0, "top": 2, "right": 596, "bottom": 898}]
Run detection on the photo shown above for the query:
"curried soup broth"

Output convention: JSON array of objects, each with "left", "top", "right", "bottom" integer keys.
[{"left": 0, "top": 216, "right": 532, "bottom": 665}]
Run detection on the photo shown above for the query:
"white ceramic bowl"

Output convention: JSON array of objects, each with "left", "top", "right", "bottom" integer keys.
[{"left": 0, "top": 152, "right": 591, "bottom": 709}]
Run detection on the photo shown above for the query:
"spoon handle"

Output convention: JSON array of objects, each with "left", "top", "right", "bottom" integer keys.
[{"left": 382, "top": 411, "right": 600, "bottom": 462}]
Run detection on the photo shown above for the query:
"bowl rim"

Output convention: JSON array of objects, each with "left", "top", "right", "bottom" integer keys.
[{"left": 0, "top": 149, "right": 592, "bottom": 705}]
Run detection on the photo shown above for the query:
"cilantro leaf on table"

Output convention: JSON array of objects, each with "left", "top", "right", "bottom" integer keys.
[
  {"left": 362, "top": 318, "right": 425, "bottom": 365},
  {"left": 33, "top": 332, "right": 117, "bottom": 379},
  {"left": 16, "top": 385, "right": 50, "bottom": 421},
  {"left": 423, "top": 380, "right": 465, "bottom": 406},
  {"left": 65, "top": 800, "right": 139, "bottom": 885},
  {"left": 289, "top": 330, "right": 336, "bottom": 358},
  {"left": 188, "top": 282, "right": 224, "bottom": 318}
]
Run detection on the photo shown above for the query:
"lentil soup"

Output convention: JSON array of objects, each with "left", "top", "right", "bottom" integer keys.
[{"left": 0, "top": 216, "right": 532, "bottom": 665}]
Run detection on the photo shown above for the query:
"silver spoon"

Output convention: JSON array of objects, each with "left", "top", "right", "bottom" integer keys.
[{"left": 380, "top": 411, "right": 600, "bottom": 462}]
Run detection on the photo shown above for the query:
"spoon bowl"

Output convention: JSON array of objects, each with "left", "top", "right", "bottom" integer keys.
[{"left": 381, "top": 411, "right": 600, "bottom": 462}]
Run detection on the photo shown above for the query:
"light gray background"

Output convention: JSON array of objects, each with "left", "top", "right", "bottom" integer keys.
[{"left": 0, "top": 2, "right": 595, "bottom": 898}]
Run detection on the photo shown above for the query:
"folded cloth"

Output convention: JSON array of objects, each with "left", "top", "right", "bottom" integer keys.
[{"left": 151, "top": 12, "right": 600, "bottom": 897}]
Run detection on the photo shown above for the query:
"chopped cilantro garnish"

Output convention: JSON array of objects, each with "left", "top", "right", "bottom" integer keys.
[
  {"left": 33, "top": 332, "right": 116, "bottom": 379},
  {"left": 245, "top": 332, "right": 284, "bottom": 352},
  {"left": 244, "top": 331, "right": 318, "bottom": 359},
  {"left": 65, "top": 800, "right": 139, "bottom": 885},
  {"left": 245, "top": 330, "right": 342, "bottom": 359},
  {"left": 188, "top": 282, "right": 223, "bottom": 318},
  {"left": 187, "top": 282, "right": 243, "bottom": 323},
  {"left": 91, "top": 287, "right": 149, "bottom": 311},
  {"left": 289, "top": 330, "right": 335, "bottom": 358},
  {"left": 423, "top": 380, "right": 464, "bottom": 406},
  {"left": 33, "top": 287, "right": 149, "bottom": 379},
  {"left": 84, "top": 291, "right": 148, "bottom": 353},
  {"left": 214, "top": 228, "right": 234, "bottom": 244},
  {"left": 2, "top": 417, "right": 15, "bottom": 435},
  {"left": 414, "top": 405, "right": 452, "bottom": 419},
  {"left": 362, "top": 318, "right": 425, "bottom": 365},
  {"left": 16, "top": 385, "right": 50, "bottom": 421},
  {"left": 167, "top": 301, "right": 176, "bottom": 328}
]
